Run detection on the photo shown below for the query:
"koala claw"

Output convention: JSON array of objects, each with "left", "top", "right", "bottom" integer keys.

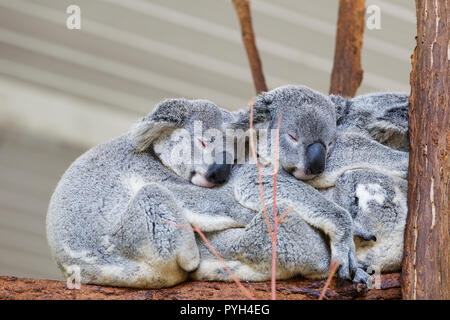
[
  {"left": 357, "top": 263, "right": 370, "bottom": 271},
  {"left": 356, "top": 233, "right": 377, "bottom": 242},
  {"left": 354, "top": 226, "right": 377, "bottom": 242},
  {"left": 352, "top": 268, "right": 371, "bottom": 285}
]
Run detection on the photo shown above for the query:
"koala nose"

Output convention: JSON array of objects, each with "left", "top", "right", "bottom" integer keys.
[
  {"left": 305, "top": 142, "right": 326, "bottom": 175},
  {"left": 205, "top": 163, "right": 231, "bottom": 185},
  {"left": 205, "top": 152, "right": 232, "bottom": 185}
]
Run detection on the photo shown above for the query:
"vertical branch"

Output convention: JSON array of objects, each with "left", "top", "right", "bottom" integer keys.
[
  {"left": 329, "top": 0, "right": 365, "bottom": 97},
  {"left": 401, "top": 0, "right": 449, "bottom": 300},
  {"left": 232, "top": 0, "right": 268, "bottom": 94}
]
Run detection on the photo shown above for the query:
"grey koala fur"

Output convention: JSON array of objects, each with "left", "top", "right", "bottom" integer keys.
[
  {"left": 324, "top": 169, "right": 408, "bottom": 273},
  {"left": 306, "top": 92, "right": 410, "bottom": 189},
  {"left": 232, "top": 85, "right": 338, "bottom": 181},
  {"left": 46, "top": 98, "right": 245, "bottom": 288},
  {"left": 47, "top": 96, "right": 363, "bottom": 289},
  {"left": 195, "top": 85, "right": 372, "bottom": 283},
  {"left": 308, "top": 91, "right": 410, "bottom": 272},
  {"left": 230, "top": 86, "right": 409, "bottom": 274},
  {"left": 331, "top": 93, "right": 409, "bottom": 151}
]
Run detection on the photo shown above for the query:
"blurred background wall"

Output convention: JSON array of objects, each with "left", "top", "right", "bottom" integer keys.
[{"left": 0, "top": 0, "right": 415, "bottom": 280}]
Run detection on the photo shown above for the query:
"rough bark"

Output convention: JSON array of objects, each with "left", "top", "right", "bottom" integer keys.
[
  {"left": 232, "top": 0, "right": 268, "bottom": 94},
  {"left": 0, "top": 274, "right": 401, "bottom": 300},
  {"left": 401, "top": 0, "right": 449, "bottom": 300},
  {"left": 329, "top": 0, "right": 365, "bottom": 97}
]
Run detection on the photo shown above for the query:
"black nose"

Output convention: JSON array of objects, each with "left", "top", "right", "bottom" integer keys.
[
  {"left": 205, "top": 152, "right": 232, "bottom": 185},
  {"left": 305, "top": 142, "right": 326, "bottom": 175},
  {"left": 205, "top": 163, "right": 231, "bottom": 184}
]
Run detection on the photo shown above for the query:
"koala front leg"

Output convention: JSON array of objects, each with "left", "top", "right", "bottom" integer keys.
[
  {"left": 193, "top": 206, "right": 331, "bottom": 282},
  {"left": 234, "top": 170, "right": 358, "bottom": 281},
  {"left": 112, "top": 183, "right": 200, "bottom": 288},
  {"left": 309, "top": 132, "right": 409, "bottom": 189}
]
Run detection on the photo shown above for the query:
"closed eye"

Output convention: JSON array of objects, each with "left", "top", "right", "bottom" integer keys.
[
  {"left": 198, "top": 138, "right": 207, "bottom": 149},
  {"left": 288, "top": 134, "right": 298, "bottom": 142}
]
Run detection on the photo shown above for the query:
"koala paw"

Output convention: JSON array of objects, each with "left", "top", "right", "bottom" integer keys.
[
  {"left": 333, "top": 241, "right": 358, "bottom": 282},
  {"left": 175, "top": 229, "right": 200, "bottom": 272}
]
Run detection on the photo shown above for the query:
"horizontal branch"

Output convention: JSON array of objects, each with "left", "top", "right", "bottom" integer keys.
[{"left": 0, "top": 274, "right": 401, "bottom": 300}]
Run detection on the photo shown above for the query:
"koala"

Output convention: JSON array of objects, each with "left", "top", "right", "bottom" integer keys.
[
  {"left": 231, "top": 86, "right": 408, "bottom": 185},
  {"left": 192, "top": 161, "right": 363, "bottom": 283},
  {"left": 331, "top": 93, "right": 410, "bottom": 151},
  {"left": 193, "top": 86, "right": 376, "bottom": 283},
  {"left": 307, "top": 92, "right": 410, "bottom": 273},
  {"left": 326, "top": 169, "right": 408, "bottom": 273},
  {"left": 306, "top": 92, "right": 410, "bottom": 189},
  {"left": 47, "top": 98, "right": 246, "bottom": 288},
  {"left": 47, "top": 96, "right": 364, "bottom": 289},
  {"left": 227, "top": 86, "right": 409, "bottom": 275}
]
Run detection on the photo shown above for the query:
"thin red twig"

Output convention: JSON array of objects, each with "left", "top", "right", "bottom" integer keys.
[
  {"left": 248, "top": 98, "right": 273, "bottom": 237},
  {"left": 269, "top": 112, "right": 283, "bottom": 300},
  {"left": 318, "top": 261, "right": 340, "bottom": 300},
  {"left": 277, "top": 207, "right": 293, "bottom": 222}
]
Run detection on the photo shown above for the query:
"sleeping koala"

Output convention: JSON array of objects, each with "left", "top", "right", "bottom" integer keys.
[
  {"left": 307, "top": 92, "right": 410, "bottom": 273},
  {"left": 47, "top": 97, "right": 363, "bottom": 288},
  {"left": 194, "top": 85, "right": 373, "bottom": 283},
  {"left": 231, "top": 85, "right": 338, "bottom": 181},
  {"left": 326, "top": 169, "right": 408, "bottom": 273},
  {"left": 226, "top": 86, "right": 408, "bottom": 276},
  {"left": 234, "top": 85, "right": 408, "bottom": 189},
  {"left": 331, "top": 93, "right": 409, "bottom": 151},
  {"left": 47, "top": 98, "right": 243, "bottom": 288},
  {"left": 302, "top": 93, "right": 409, "bottom": 189}
]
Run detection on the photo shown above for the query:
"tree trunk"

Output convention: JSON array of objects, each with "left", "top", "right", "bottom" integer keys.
[
  {"left": 401, "top": 0, "right": 449, "bottom": 300},
  {"left": 329, "top": 0, "right": 365, "bottom": 97},
  {"left": 232, "top": 0, "right": 268, "bottom": 94}
]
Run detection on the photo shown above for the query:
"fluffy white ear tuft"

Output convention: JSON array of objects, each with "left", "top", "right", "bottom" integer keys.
[
  {"left": 131, "top": 121, "right": 172, "bottom": 152},
  {"left": 131, "top": 99, "right": 190, "bottom": 152}
]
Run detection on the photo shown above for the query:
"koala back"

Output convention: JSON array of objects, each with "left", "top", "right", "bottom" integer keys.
[{"left": 338, "top": 92, "right": 410, "bottom": 151}]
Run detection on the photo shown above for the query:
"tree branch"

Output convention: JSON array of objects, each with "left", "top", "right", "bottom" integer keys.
[
  {"left": 232, "top": 0, "right": 268, "bottom": 94},
  {"left": 0, "top": 274, "right": 401, "bottom": 300},
  {"left": 329, "top": 0, "right": 365, "bottom": 97}
]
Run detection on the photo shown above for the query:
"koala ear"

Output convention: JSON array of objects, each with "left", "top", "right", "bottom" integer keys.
[
  {"left": 230, "top": 93, "right": 272, "bottom": 130},
  {"left": 330, "top": 95, "right": 350, "bottom": 123},
  {"left": 131, "top": 99, "right": 190, "bottom": 152}
]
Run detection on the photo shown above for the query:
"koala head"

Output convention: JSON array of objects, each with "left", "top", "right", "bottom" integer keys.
[
  {"left": 131, "top": 98, "right": 234, "bottom": 187},
  {"left": 233, "top": 85, "right": 346, "bottom": 180}
]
